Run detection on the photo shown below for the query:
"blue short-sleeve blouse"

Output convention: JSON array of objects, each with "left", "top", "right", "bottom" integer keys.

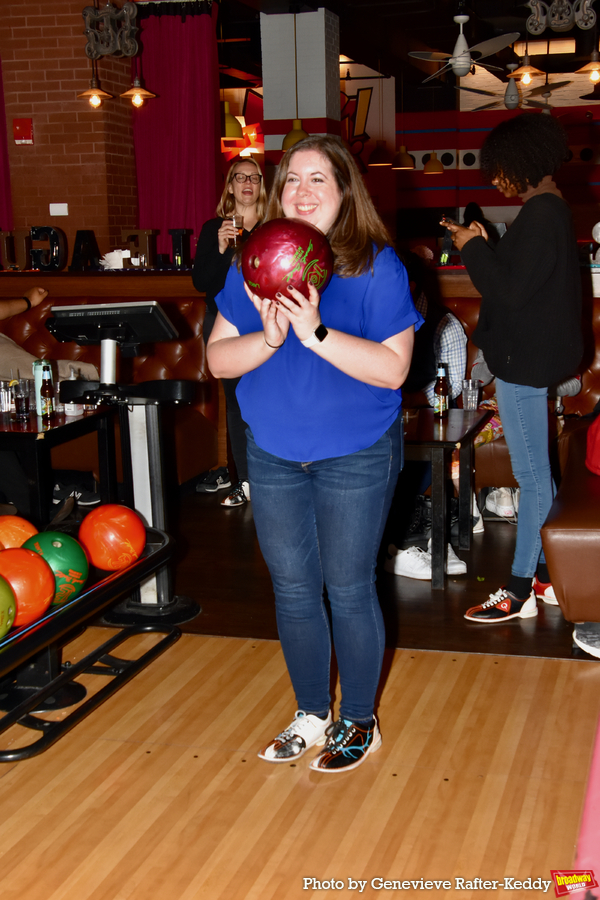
[{"left": 216, "top": 245, "right": 422, "bottom": 461}]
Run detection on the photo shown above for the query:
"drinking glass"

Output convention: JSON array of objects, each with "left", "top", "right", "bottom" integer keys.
[
  {"left": 12, "top": 378, "right": 30, "bottom": 421},
  {"left": 0, "top": 381, "right": 11, "bottom": 414},
  {"left": 462, "top": 379, "right": 479, "bottom": 411},
  {"left": 227, "top": 214, "right": 244, "bottom": 248}
]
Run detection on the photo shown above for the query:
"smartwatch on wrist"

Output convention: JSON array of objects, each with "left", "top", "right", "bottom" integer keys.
[{"left": 300, "top": 323, "right": 328, "bottom": 348}]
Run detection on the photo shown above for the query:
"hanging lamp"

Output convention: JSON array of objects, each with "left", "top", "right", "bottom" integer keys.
[
  {"left": 576, "top": 48, "right": 600, "bottom": 82},
  {"left": 77, "top": 60, "right": 112, "bottom": 108},
  {"left": 223, "top": 100, "right": 243, "bottom": 138},
  {"left": 121, "top": 75, "right": 156, "bottom": 108},
  {"left": 282, "top": 14, "right": 309, "bottom": 151},
  {"left": 423, "top": 151, "right": 444, "bottom": 175}
]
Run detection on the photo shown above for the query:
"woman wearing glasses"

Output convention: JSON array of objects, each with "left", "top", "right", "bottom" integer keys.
[{"left": 193, "top": 157, "right": 268, "bottom": 506}]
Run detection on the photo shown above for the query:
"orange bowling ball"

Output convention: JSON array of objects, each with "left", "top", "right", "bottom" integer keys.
[
  {"left": 0, "top": 548, "right": 55, "bottom": 627},
  {"left": 0, "top": 515, "right": 38, "bottom": 548},
  {"left": 78, "top": 504, "right": 146, "bottom": 571}
]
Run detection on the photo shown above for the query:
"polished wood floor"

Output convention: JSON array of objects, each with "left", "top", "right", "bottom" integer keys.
[
  {"left": 0, "top": 626, "right": 599, "bottom": 900},
  {"left": 172, "top": 486, "right": 584, "bottom": 661}
]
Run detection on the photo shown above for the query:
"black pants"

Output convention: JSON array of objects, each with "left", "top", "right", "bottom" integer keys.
[{"left": 222, "top": 377, "right": 248, "bottom": 484}]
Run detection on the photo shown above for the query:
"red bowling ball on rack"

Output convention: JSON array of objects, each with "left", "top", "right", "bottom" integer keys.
[
  {"left": 241, "top": 218, "right": 333, "bottom": 302},
  {"left": 0, "top": 548, "right": 55, "bottom": 628},
  {"left": 78, "top": 504, "right": 146, "bottom": 572}
]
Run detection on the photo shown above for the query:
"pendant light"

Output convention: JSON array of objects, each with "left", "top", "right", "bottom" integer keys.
[
  {"left": 77, "top": 59, "right": 112, "bottom": 109},
  {"left": 576, "top": 48, "right": 600, "bottom": 82},
  {"left": 282, "top": 14, "right": 309, "bottom": 151},
  {"left": 121, "top": 61, "right": 156, "bottom": 108},
  {"left": 423, "top": 151, "right": 444, "bottom": 175},
  {"left": 223, "top": 99, "right": 243, "bottom": 138},
  {"left": 507, "top": 40, "right": 544, "bottom": 86},
  {"left": 392, "top": 73, "right": 415, "bottom": 170}
]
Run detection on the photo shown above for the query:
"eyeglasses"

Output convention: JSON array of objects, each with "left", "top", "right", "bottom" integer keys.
[{"left": 232, "top": 173, "right": 262, "bottom": 184}]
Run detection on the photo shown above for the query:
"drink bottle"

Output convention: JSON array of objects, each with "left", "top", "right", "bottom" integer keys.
[
  {"left": 40, "top": 364, "right": 54, "bottom": 422},
  {"left": 433, "top": 364, "right": 449, "bottom": 418}
]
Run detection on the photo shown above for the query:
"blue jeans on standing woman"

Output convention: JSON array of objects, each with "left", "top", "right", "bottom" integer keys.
[
  {"left": 495, "top": 378, "right": 553, "bottom": 579},
  {"left": 247, "top": 416, "right": 403, "bottom": 724}
]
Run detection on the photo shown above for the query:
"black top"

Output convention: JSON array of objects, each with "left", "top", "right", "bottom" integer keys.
[
  {"left": 461, "top": 193, "right": 583, "bottom": 388},
  {"left": 192, "top": 217, "right": 236, "bottom": 322},
  {"left": 192, "top": 217, "right": 259, "bottom": 342}
]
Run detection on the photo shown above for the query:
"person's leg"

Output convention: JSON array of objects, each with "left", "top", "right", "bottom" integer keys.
[
  {"left": 247, "top": 432, "right": 332, "bottom": 718},
  {"left": 312, "top": 417, "right": 402, "bottom": 723},
  {"left": 495, "top": 378, "right": 553, "bottom": 580}
]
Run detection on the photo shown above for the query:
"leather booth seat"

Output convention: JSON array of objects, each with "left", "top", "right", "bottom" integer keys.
[
  {"left": 0, "top": 294, "right": 219, "bottom": 486},
  {"left": 542, "top": 421, "right": 600, "bottom": 622}
]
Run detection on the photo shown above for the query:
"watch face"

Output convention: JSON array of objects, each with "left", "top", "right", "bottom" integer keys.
[{"left": 314, "top": 324, "right": 328, "bottom": 342}]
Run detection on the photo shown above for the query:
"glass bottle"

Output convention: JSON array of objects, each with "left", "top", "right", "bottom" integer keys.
[
  {"left": 433, "top": 364, "right": 449, "bottom": 419},
  {"left": 40, "top": 364, "right": 54, "bottom": 423}
]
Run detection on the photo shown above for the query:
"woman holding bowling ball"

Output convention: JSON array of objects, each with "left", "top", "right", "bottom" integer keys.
[
  {"left": 208, "top": 136, "right": 422, "bottom": 772},
  {"left": 193, "top": 156, "right": 268, "bottom": 506}
]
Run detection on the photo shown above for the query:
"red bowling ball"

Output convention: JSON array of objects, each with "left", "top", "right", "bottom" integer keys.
[
  {"left": 241, "top": 218, "right": 333, "bottom": 302},
  {"left": 0, "top": 548, "right": 55, "bottom": 628},
  {"left": 78, "top": 504, "right": 146, "bottom": 572}
]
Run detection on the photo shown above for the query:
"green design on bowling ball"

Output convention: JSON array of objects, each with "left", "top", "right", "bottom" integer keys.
[
  {"left": 22, "top": 531, "right": 89, "bottom": 606},
  {"left": 0, "top": 574, "right": 16, "bottom": 638}
]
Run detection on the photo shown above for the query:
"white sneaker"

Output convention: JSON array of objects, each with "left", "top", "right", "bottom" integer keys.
[
  {"left": 427, "top": 538, "right": 467, "bottom": 575},
  {"left": 385, "top": 544, "right": 467, "bottom": 579},
  {"left": 472, "top": 494, "right": 484, "bottom": 534},
  {"left": 486, "top": 487, "right": 516, "bottom": 518},
  {"left": 258, "top": 710, "right": 332, "bottom": 762}
]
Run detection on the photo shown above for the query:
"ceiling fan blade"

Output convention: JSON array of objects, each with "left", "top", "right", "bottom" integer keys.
[
  {"left": 471, "top": 61, "right": 504, "bottom": 73},
  {"left": 408, "top": 51, "right": 452, "bottom": 62},
  {"left": 421, "top": 63, "right": 452, "bottom": 84},
  {"left": 473, "top": 101, "right": 503, "bottom": 111},
  {"left": 469, "top": 33, "right": 520, "bottom": 61},
  {"left": 525, "top": 99, "right": 552, "bottom": 109},
  {"left": 454, "top": 85, "right": 497, "bottom": 97},
  {"left": 527, "top": 80, "right": 571, "bottom": 97}
]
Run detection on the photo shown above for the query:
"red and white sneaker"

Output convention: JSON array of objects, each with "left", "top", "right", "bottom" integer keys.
[
  {"left": 464, "top": 587, "right": 537, "bottom": 623},
  {"left": 532, "top": 574, "right": 558, "bottom": 605}
]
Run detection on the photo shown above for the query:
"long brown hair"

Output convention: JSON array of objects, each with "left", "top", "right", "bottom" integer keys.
[
  {"left": 216, "top": 157, "right": 268, "bottom": 220},
  {"left": 265, "top": 136, "right": 391, "bottom": 277}
]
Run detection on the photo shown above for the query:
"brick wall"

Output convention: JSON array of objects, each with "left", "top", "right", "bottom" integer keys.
[{"left": 0, "top": 0, "right": 138, "bottom": 261}]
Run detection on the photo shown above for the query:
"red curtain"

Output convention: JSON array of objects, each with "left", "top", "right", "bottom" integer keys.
[
  {"left": 133, "top": 6, "right": 220, "bottom": 258},
  {"left": 0, "top": 58, "right": 13, "bottom": 232}
]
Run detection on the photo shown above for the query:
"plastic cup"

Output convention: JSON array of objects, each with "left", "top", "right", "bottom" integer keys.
[{"left": 462, "top": 379, "right": 479, "bottom": 411}]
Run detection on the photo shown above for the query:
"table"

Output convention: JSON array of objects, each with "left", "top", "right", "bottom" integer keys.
[
  {"left": 404, "top": 407, "right": 492, "bottom": 589},
  {"left": 0, "top": 407, "right": 117, "bottom": 528}
]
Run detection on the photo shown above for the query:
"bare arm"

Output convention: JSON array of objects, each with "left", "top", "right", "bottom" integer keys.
[
  {"left": 0, "top": 287, "right": 48, "bottom": 321},
  {"left": 208, "top": 280, "right": 415, "bottom": 390}
]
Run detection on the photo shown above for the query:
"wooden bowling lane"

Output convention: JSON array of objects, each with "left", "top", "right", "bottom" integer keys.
[{"left": 0, "top": 627, "right": 598, "bottom": 899}]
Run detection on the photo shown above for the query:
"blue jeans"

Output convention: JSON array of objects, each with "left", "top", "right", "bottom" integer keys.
[
  {"left": 495, "top": 378, "right": 553, "bottom": 579},
  {"left": 247, "top": 418, "right": 402, "bottom": 723}
]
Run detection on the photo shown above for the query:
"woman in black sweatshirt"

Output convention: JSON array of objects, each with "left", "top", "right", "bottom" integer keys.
[
  {"left": 444, "top": 113, "right": 583, "bottom": 623},
  {"left": 192, "top": 157, "right": 267, "bottom": 506}
]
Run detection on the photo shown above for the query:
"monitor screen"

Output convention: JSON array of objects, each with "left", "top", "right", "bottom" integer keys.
[{"left": 46, "top": 301, "right": 178, "bottom": 350}]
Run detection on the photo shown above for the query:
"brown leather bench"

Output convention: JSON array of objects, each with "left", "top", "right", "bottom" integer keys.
[
  {"left": 0, "top": 288, "right": 219, "bottom": 486},
  {"left": 541, "top": 420, "right": 600, "bottom": 622}
]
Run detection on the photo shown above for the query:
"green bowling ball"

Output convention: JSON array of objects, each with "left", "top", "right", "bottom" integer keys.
[
  {"left": 0, "top": 574, "right": 16, "bottom": 638},
  {"left": 22, "top": 531, "right": 89, "bottom": 606}
]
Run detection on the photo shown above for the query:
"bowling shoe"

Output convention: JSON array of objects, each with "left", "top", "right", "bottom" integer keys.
[
  {"left": 258, "top": 710, "right": 332, "bottom": 762},
  {"left": 309, "top": 716, "right": 382, "bottom": 773}
]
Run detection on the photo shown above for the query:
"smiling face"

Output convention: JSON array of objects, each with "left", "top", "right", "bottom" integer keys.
[
  {"left": 227, "top": 160, "right": 262, "bottom": 212},
  {"left": 281, "top": 149, "right": 343, "bottom": 235}
]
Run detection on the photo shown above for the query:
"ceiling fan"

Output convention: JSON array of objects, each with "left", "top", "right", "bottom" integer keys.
[
  {"left": 458, "top": 67, "right": 572, "bottom": 111},
  {"left": 408, "top": 14, "right": 520, "bottom": 84}
]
